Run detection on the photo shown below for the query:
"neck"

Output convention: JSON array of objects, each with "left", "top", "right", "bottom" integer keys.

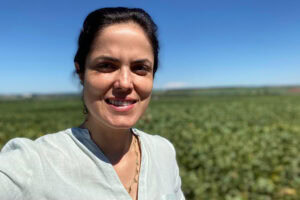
[{"left": 80, "top": 118, "right": 133, "bottom": 165}]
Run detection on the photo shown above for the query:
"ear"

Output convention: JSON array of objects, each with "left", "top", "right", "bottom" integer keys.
[{"left": 75, "top": 62, "right": 84, "bottom": 84}]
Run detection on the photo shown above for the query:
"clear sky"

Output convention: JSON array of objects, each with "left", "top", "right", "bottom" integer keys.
[{"left": 1, "top": 0, "right": 300, "bottom": 94}]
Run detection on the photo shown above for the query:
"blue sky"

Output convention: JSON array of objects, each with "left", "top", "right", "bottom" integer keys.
[{"left": 1, "top": 0, "right": 300, "bottom": 94}]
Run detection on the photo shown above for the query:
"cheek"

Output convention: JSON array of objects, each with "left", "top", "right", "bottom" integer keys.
[
  {"left": 137, "top": 79, "right": 153, "bottom": 100},
  {"left": 83, "top": 76, "right": 106, "bottom": 102}
]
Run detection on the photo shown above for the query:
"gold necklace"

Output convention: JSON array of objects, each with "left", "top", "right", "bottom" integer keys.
[{"left": 126, "top": 135, "right": 140, "bottom": 194}]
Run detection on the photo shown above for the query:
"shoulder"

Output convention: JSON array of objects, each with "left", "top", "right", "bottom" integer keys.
[
  {"left": 0, "top": 129, "right": 76, "bottom": 171},
  {"left": 1, "top": 128, "right": 73, "bottom": 154},
  {"left": 0, "top": 128, "right": 74, "bottom": 193},
  {"left": 133, "top": 128, "right": 184, "bottom": 196},
  {"left": 132, "top": 128, "right": 176, "bottom": 158},
  {"left": 0, "top": 128, "right": 82, "bottom": 170},
  {"left": 0, "top": 128, "right": 83, "bottom": 174}
]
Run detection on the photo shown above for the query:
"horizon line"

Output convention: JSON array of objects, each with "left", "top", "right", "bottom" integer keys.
[{"left": 1, "top": 84, "right": 300, "bottom": 96}]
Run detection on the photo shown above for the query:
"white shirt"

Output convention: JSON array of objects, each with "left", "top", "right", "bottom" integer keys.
[{"left": 0, "top": 127, "right": 185, "bottom": 200}]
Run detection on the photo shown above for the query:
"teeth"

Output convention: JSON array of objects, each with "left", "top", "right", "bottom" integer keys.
[{"left": 108, "top": 99, "right": 134, "bottom": 106}]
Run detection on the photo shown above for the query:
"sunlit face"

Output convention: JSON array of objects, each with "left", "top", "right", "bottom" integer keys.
[{"left": 80, "top": 22, "right": 154, "bottom": 130}]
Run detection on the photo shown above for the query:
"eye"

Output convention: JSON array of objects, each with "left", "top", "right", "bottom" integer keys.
[
  {"left": 132, "top": 64, "right": 152, "bottom": 76},
  {"left": 94, "top": 62, "right": 117, "bottom": 73}
]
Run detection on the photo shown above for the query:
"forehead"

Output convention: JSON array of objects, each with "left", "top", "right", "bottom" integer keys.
[
  {"left": 94, "top": 22, "right": 150, "bottom": 45},
  {"left": 89, "top": 22, "right": 153, "bottom": 60},
  {"left": 101, "top": 22, "right": 146, "bottom": 37}
]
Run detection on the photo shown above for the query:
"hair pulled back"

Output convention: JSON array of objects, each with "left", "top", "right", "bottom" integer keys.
[{"left": 74, "top": 7, "right": 159, "bottom": 77}]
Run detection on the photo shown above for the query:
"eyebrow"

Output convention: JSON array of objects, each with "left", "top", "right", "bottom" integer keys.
[
  {"left": 131, "top": 59, "right": 153, "bottom": 66},
  {"left": 93, "top": 56, "right": 153, "bottom": 66},
  {"left": 94, "top": 56, "right": 120, "bottom": 63}
]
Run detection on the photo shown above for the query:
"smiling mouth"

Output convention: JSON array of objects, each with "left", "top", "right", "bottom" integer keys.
[{"left": 105, "top": 99, "right": 137, "bottom": 107}]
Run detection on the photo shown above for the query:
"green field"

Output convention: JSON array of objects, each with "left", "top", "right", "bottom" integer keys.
[{"left": 1, "top": 94, "right": 300, "bottom": 199}]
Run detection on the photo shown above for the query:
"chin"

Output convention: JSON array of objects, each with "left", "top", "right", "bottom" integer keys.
[{"left": 105, "top": 116, "right": 139, "bottom": 130}]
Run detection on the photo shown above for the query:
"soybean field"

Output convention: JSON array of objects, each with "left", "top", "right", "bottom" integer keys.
[{"left": 1, "top": 94, "right": 300, "bottom": 200}]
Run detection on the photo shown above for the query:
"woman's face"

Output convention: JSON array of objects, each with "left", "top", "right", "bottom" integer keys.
[{"left": 80, "top": 22, "right": 154, "bottom": 130}]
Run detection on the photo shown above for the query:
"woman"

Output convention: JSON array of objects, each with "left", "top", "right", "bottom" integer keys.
[{"left": 0, "top": 7, "right": 185, "bottom": 200}]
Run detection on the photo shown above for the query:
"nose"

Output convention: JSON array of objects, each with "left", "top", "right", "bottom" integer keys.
[{"left": 114, "top": 67, "right": 133, "bottom": 91}]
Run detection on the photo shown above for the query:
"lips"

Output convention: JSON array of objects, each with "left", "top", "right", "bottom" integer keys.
[{"left": 105, "top": 98, "right": 137, "bottom": 107}]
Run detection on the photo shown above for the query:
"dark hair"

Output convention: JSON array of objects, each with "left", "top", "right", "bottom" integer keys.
[{"left": 74, "top": 7, "right": 159, "bottom": 78}]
